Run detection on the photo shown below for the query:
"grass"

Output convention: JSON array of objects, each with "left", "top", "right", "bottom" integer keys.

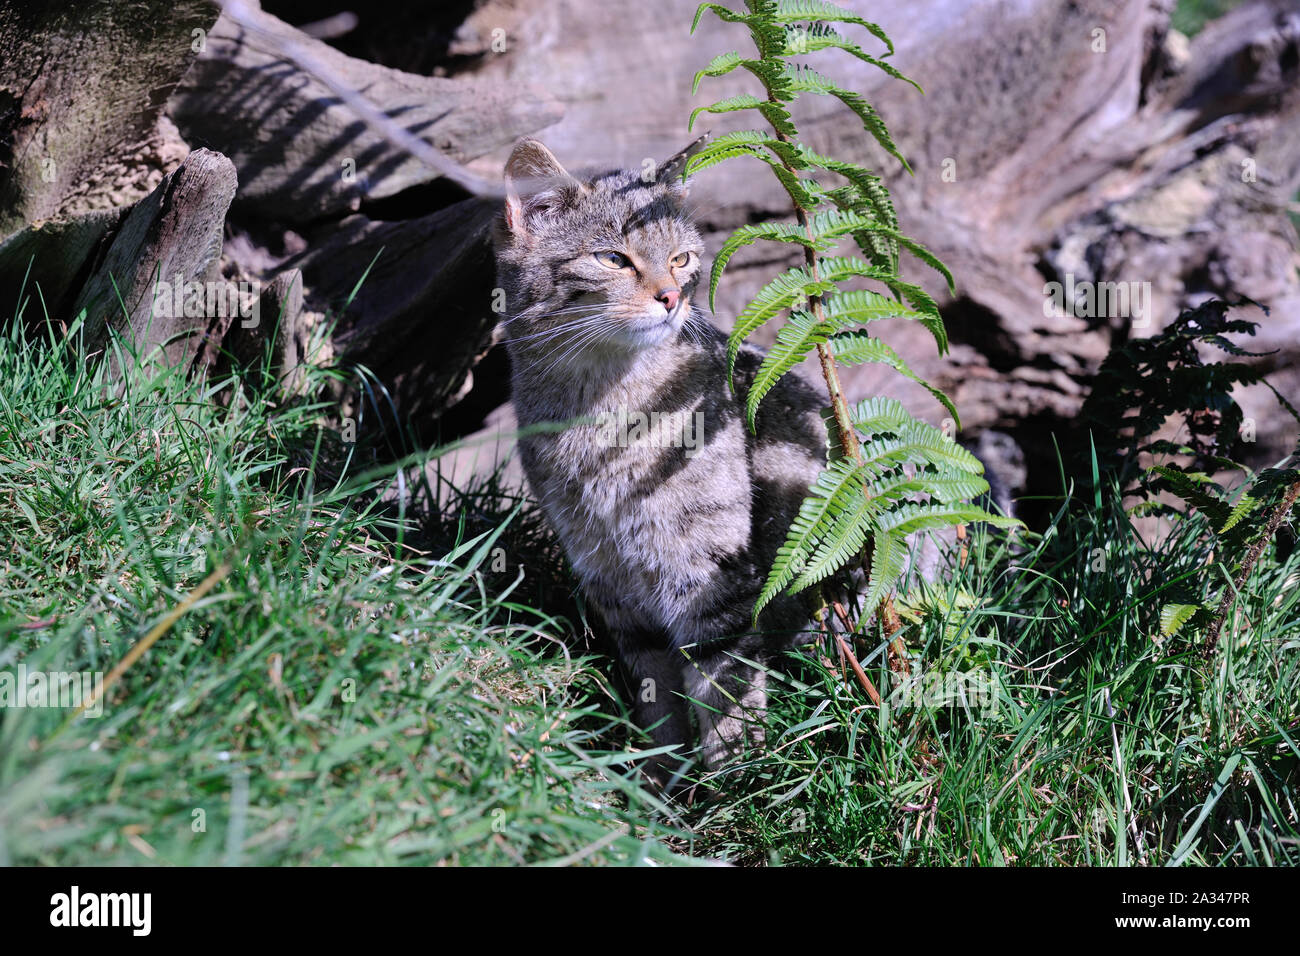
[
  {"left": 686, "top": 497, "right": 1300, "bottom": 865},
  {"left": 1, "top": 298, "right": 1296, "bottom": 866},
  {"left": 0, "top": 308, "right": 691, "bottom": 865}
]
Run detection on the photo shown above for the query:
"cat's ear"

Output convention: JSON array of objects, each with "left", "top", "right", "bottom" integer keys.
[
  {"left": 503, "top": 138, "right": 583, "bottom": 237},
  {"left": 656, "top": 133, "right": 710, "bottom": 193}
]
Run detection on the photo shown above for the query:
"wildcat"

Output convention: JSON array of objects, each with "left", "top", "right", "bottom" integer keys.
[{"left": 494, "top": 137, "right": 833, "bottom": 783}]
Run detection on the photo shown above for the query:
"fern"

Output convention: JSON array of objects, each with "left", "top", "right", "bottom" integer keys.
[
  {"left": 691, "top": 1, "right": 1013, "bottom": 629},
  {"left": 1079, "top": 298, "right": 1300, "bottom": 656}
]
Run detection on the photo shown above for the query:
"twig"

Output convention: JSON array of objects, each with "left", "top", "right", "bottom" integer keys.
[
  {"left": 827, "top": 602, "right": 882, "bottom": 707},
  {"left": 216, "top": 0, "right": 510, "bottom": 198}
]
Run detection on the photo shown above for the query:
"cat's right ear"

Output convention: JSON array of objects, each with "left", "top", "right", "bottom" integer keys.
[{"left": 503, "top": 138, "right": 583, "bottom": 239}]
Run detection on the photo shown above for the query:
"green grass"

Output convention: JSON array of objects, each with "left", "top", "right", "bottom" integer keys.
[
  {"left": 0, "top": 310, "right": 691, "bottom": 865},
  {"left": 1, "top": 299, "right": 1296, "bottom": 866},
  {"left": 685, "top": 499, "right": 1300, "bottom": 865}
]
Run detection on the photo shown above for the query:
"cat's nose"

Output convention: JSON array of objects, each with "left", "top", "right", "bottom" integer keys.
[{"left": 656, "top": 288, "right": 680, "bottom": 312}]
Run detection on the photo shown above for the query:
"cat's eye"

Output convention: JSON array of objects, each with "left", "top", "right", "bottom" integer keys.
[
  {"left": 594, "top": 250, "right": 631, "bottom": 270},
  {"left": 670, "top": 252, "right": 692, "bottom": 268}
]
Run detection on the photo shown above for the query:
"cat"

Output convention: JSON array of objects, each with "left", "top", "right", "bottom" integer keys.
[{"left": 493, "top": 137, "right": 832, "bottom": 784}]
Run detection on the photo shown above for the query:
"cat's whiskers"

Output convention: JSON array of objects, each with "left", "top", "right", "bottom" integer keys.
[
  {"left": 497, "top": 310, "right": 613, "bottom": 347},
  {"left": 533, "top": 317, "right": 630, "bottom": 380}
]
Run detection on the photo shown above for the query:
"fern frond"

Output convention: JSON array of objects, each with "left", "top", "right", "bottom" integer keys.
[
  {"left": 686, "top": 130, "right": 780, "bottom": 174},
  {"left": 818, "top": 219, "right": 955, "bottom": 294},
  {"left": 769, "top": 0, "right": 895, "bottom": 55},
  {"left": 827, "top": 330, "right": 958, "bottom": 423},
  {"left": 1160, "top": 602, "right": 1202, "bottom": 638},
  {"left": 691, "top": 51, "right": 745, "bottom": 93},
  {"left": 742, "top": 0, "right": 790, "bottom": 60},
  {"left": 782, "top": 23, "right": 920, "bottom": 91},
  {"left": 1149, "top": 465, "right": 1232, "bottom": 530},
  {"left": 692, "top": 3, "right": 753, "bottom": 33},
  {"left": 746, "top": 310, "right": 835, "bottom": 430},
  {"left": 815, "top": 257, "right": 947, "bottom": 351},
  {"left": 689, "top": 56, "right": 796, "bottom": 104},
  {"left": 858, "top": 530, "right": 906, "bottom": 619},
  {"left": 1218, "top": 493, "right": 1257, "bottom": 535},
  {"left": 710, "top": 218, "right": 816, "bottom": 309},
  {"left": 726, "top": 267, "right": 837, "bottom": 380},
  {"left": 787, "top": 491, "right": 876, "bottom": 594},
  {"left": 688, "top": 95, "right": 798, "bottom": 137},
  {"left": 687, "top": 132, "right": 819, "bottom": 218},
  {"left": 863, "top": 471, "right": 990, "bottom": 506},
  {"left": 857, "top": 422, "right": 984, "bottom": 475},
  {"left": 755, "top": 457, "right": 864, "bottom": 619},
  {"left": 785, "top": 65, "right": 911, "bottom": 172},
  {"left": 823, "top": 288, "right": 942, "bottom": 348},
  {"left": 878, "top": 501, "right": 1019, "bottom": 536},
  {"left": 817, "top": 157, "right": 900, "bottom": 265},
  {"left": 848, "top": 396, "right": 912, "bottom": 437}
]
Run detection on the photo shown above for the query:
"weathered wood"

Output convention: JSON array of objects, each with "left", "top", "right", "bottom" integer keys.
[
  {"left": 0, "top": 209, "right": 121, "bottom": 324},
  {"left": 69, "top": 148, "right": 238, "bottom": 363},
  {"left": 286, "top": 197, "right": 501, "bottom": 432},
  {"left": 0, "top": 0, "right": 215, "bottom": 242},
  {"left": 168, "top": 5, "right": 563, "bottom": 222}
]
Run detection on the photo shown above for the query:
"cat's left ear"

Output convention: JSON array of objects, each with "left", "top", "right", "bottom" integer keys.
[{"left": 656, "top": 133, "right": 710, "bottom": 193}]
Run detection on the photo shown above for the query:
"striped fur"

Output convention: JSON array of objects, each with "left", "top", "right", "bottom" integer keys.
[{"left": 494, "top": 139, "right": 827, "bottom": 780}]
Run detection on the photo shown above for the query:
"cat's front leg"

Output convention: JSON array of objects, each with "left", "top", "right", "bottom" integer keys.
[
  {"left": 671, "top": 577, "right": 772, "bottom": 770},
  {"left": 609, "top": 628, "right": 691, "bottom": 786},
  {"left": 680, "top": 638, "right": 768, "bottom": 770}
]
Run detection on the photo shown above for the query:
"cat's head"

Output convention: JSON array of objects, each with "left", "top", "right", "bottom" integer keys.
[{"left": 494, "top": 138, "right": 707, "bottom": 358}]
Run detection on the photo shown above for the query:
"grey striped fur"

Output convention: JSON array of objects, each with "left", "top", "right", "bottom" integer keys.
[{"left": 494, "top": 139, "right": 828, "bottom": 780}]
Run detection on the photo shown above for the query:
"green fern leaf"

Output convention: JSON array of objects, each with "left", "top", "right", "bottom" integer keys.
[
  {"left": 816, "top": 257, "right": 947, "bottom": 343},
  {"left": 742, "top": 0, "right": 790, "bottom": 60},
  {"left": 785, "top": 65, "right": 911, "bottom": 172},
  {"left": 783, "top": 23, "right": 920, "bottom": 91},
  {"left": 823, "top": 288, "right": 938, "bottom": 343},
  {"left": 755, "top": 457, "right": 864, "bottom": 619},
  {"left": 727, "top": 271, "right": 838, "bottom": 383},
  {"left": 746, "top": 310, "right": 835, "bottom": 430},
  {"left": 693, "top": 3, "right": 755, "bottom": 33},
  {"left": 688, "top": 95, "right": 799, "bottom": 137},
  {"left": 848, "top": 396, "right": 912, "bottom": 436},
  {"left": 827, "top": 331, "right": 958, "bottom": 423},
  {"left": 711, "top": 219, "right": 821, "bottom": 311},
  {"left": 1217, "top": 493, "right": 1257, "bottom": 535},
  {"left": 769, "top": 0, "right": 895, "bottom": 55},
  {"left": 787, "top": 483, "right": 879, "bottom": 594},
  {"left": 691, "top": 51, "right": 744, "bottom": 93},
  {"left": 817, "top": 156, "right": 900, "bottom": 265},
  {"left": 858, "top": 423, "right": 984, "bottom": 475},
  {"left": 688, "top": 132, "right": 819, "bottom": 221},
  {"left": 858, "top": 530, "right": 907, "bottom": 620},
  {"left": 878, "top": 501, "right": 1019, "bottom": 536},
  {"left": 690, "top": 56, "right": 796, "bottom": 105},
  {"left": 1160, "top": 602, "right": 1202, "bottom": 638},
  {"left": 1150, "top": 465, "right": 1232, "bottom": 530}
]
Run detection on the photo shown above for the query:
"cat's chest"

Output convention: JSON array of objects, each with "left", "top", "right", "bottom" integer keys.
[
  {"left": 524, "top": 393, "right": 736, "bottom": 503},
  {"left": 518, "top": 381, "right": 753, "bottom": 590}
]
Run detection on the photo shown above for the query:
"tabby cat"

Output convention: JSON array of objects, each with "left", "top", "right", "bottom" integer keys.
[{"left": 494, "top": 138, "right": 830, "bottom": 783}]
